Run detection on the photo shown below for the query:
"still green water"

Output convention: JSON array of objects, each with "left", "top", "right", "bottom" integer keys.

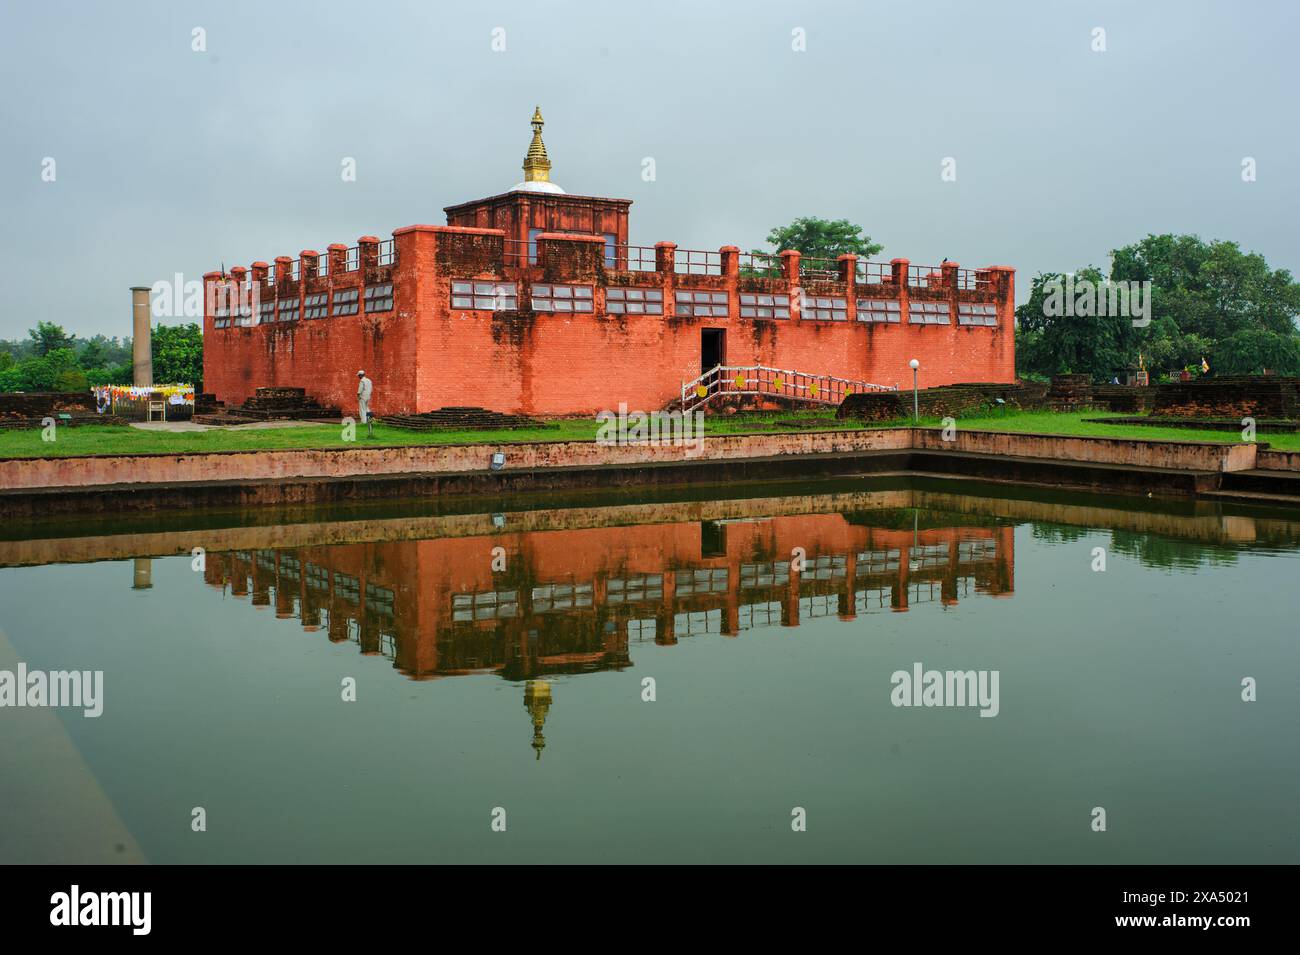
[{"left": 1, "top": 479, "right": 1297, "bottom": 864}]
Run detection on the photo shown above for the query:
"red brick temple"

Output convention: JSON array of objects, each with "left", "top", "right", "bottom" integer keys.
[{"left": 202, "top": 108, "right": 1016, "bottom": 417}]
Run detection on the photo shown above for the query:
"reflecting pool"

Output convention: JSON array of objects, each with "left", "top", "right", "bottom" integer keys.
[{"left": 2, "top": 478, "right": 1297, "bottom": 864}]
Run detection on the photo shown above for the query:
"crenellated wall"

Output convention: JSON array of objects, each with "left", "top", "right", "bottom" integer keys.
[{"left": 203, "top": 225, "right": 1015, "bottom": 417}]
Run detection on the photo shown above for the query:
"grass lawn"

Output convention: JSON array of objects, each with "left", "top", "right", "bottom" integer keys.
[
  {"left": 0, "top": 408, "right": 1293, "bottom": 458},
  {"left": 918, "top": 409, "right": 1300, "bottom": 451}
]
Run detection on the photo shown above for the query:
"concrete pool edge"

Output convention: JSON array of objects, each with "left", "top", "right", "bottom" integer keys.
[{"left": 1, "top": 428, "right": 1297, "bottom": 515}]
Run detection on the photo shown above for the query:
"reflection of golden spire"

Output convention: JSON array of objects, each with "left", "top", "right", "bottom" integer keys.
[
  {"left": 522, "top": 106, "right": 552, "bottom": 183},
  {"left": 524, "top": 680, "right": 552, "bottom": 760}
]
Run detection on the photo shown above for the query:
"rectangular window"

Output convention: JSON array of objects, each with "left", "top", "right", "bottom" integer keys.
[
  {"left": 857, "top": 548, "right": 901, "bottom": 573},
  {"left": 802, "top": 296, "right": 847, "bottom": 321},
  {"left": 603, "top": 233, "right": 617, "bottom": 269},
  {"left": 804, "top": 554, "right": 848, "bottom": 580},
  {"left": 365, "top": 583, "right": 395, "bottom": 618},
  {"left": 675, "top": 567, "right": 728, "bottom": 595},
  {"left": 333, "top": 571, "right": 360, "bottom": 604},
  {"left": 364, "top": 283, "right": 394, "bottom": 313},
  {"left": 857, "top": 298, "right": 901, "bottom": 323},
  {"left": 740, "top": 562, "right": 791, "bottom": 588},
  {"left": 332, "top": 288, "right": 360, "bottom": 317},
  {"left": 531, "top": 582, "right": 593, "bottom": 613},
  {"left": 606, "top": 574, "right": 664, "bottom": 605},
  {"left": 303, "top": 292, "right": 329, "bottom": 319},
  {"left": 451, "top": 280, "right": 518, "bottom": 311},
  {"left": 957, "top": 303, "right": 997, "bottom": 326},
  {"left": 305, "top": 563, "right": 330, "bottom": 592},
  {"left": 674, "top": 289, "right": 729, "bottom": 318},
  {"left": 451, "top": 590, "right": 520, "bottom": 622},
  {"left": 910, "top": 301, "right": 951, "bottom": 325},
  {"left": 213, "top": 302, "right": 230, "bottom": 328},
  {"left": 606, "top": 287, "right": 663, "bottom": 315},
  {"left": 257, "top": 299, "right": 276, "bottom": 324},
  {"left": 674, "top": 609, "right": 721, "bottom": 635},
  {"left": 739, "top": 293, "right": 790, "bottom": 320},
  {"left": 278, "top": 297, "right": 300, "bottom": 322},
  {"left": 531, "top": 283, "right": 594, "bottom": 313}
]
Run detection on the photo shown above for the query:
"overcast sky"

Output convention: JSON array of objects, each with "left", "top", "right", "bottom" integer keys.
[{"left": 1, "top": 0, "right": 1296, "bottom": 341}]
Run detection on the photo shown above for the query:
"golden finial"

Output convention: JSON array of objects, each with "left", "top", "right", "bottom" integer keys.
[
  {"left": 522, "top": 106, "right": 552, "bottom": 183},
  {"left": 524, "top": 680, "right": 552, "bottom": 760}
]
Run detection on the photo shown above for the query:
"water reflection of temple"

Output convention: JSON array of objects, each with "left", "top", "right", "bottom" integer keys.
[{"left": 201, "top": 508, "right": 1014, "bottom": 682}]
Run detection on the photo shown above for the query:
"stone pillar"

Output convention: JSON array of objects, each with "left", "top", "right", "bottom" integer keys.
[
  {"left": 358, "top": 235, "right": 380, "bottom": 271},
  {"left": 781, "top": 250, "right": 801, "bottom": 320},
  {"left": 720, "top": 245, "right": 739, "bottom": 279},
  {"left": 131, "top": 557, "right": 153, "bottom": 590},
  {"left": 131, "top": 287, "right": 152, "bottom": 386},
  {"left": 656, "top": 242, "right": 677, "bottom": 319},
  {"left": 655, "top": 241, "right": 676, "bottom": 273},
  {"left": 839, "top": 254, "right": 858, "bottom": 322},
  {"left": 892, "top": 258, "right": 911, "bottom": 325},
  {"left": 328, "top": 243, "right": 348, "bottom": 275},
  {"left": 300, "top": 251, "right": 320, "bottom": 280},
  {"left": 941, "top": 260, "right": 959, "bottom": 291}
]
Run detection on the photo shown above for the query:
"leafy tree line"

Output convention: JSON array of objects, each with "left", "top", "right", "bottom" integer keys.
[
  {"left": 749, "top": 222, "right": 1300, "bottom": 384},
  {"left": 0, "top": 321, "right": 203, "bottom": 392},
  {"left": 1016, "top": 234, "right": 1300, "bottom": 381}
]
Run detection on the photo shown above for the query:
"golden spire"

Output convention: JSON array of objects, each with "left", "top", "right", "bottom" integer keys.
[
  {"left": 524, "top": 679, "right": 552, "bottom": 760},
  {"left": 522, "top": 106, "right": 552, "bottom": 183}
]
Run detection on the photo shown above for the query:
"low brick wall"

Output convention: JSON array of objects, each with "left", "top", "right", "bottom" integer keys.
[
  {"left": 912, "top": 428, "right": 1258, "bottom": 472},
  {"left": 1257, "top": 448, "right": 1300, "bottom": 472},
  {"left": 0, "top": 428, "right": 1266, "bottom": 502},
  {"left": 0, "top": 428, "right": 914, "bottom": 492}
]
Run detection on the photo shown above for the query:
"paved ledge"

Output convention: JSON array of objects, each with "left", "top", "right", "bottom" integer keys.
[{"left": 0, "top": 428, "right": 1289, "bottom": 515}]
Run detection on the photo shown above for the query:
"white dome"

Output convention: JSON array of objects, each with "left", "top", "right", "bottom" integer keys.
[{"left": 510, "top": 180, "right": 566, "bottom": 194}]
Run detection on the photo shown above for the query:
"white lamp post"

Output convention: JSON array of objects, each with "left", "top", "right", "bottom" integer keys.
[{"left": 908, "top": 359, "right": 920, "bottom": 422}]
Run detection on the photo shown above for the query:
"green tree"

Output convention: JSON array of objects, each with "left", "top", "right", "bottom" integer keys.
[
  {"left": 78, "top": 339, "right": 108, "bottom": 369},
  {"left": 0, "top": 347, "right": 79, "bottom": 391},
  {"left": 1213, "top": 328, "right": 1300, "bottom": 376},
  {"left": 28, "top": 321, "right": 73, "bottom": 356},
  {"left": 1015, "top": 268, "right": 1136, "bottom": 378},
  {"left": 86, "top": 362, "right": 133, "bottom": 387},
  {"left": 152, "top": 323, "right": 203, "bottom": 386},
  {"left": 751, "top": 217, "right": 883, "bottom": 267},
  {"left": 1018, "top": 235, "right": 1300, "bottom": 380},
  {"left": 54, "top": 367, "right": 90, "bottom": 392}
]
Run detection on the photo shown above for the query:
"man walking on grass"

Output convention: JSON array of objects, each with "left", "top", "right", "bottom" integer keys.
[{"left": 356, "top": 369, "right": 374, "bottom": 438}]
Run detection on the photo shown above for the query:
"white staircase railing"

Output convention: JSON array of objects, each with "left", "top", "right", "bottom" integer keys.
[{"left": 680, "top": 365, "right": 895, "bottom": 414}]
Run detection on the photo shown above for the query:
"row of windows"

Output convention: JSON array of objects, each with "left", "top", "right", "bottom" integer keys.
[
  {"left": 739, "top": 293, "right": 790, "bottom": 319},
  {"left": 910, "top": 301, "right": 951, "bottom": 325},
  {"left": 532, "top": 283, "right": 594, "bottom": 313},
  {"left": 217, "top": 285, "right": 395, "bottom": 326},
  {"left": 957, "top": 303, "right": 998, "bottom": 326},
  {"left": 803, "top": 296, "right": 849, "bottom": 322},
  {"left": 451, "top": 281, "right": 518, "bottom": 311},
  {"left": 607, "top": 287, "right": 664, "bottom": 315},
  {"left": 675, "top": 290, "right": 730, "bottom": 318},
  {"left": 439, "top": 280, "right": 998, "bottom": 327},
  {"left": 218, "top": 281, "right": 994, "bottom": 327}
]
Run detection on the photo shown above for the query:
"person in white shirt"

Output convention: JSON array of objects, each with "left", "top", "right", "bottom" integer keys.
[{"left": 356, "top": 370, "right": 374, "bottom": 437}]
